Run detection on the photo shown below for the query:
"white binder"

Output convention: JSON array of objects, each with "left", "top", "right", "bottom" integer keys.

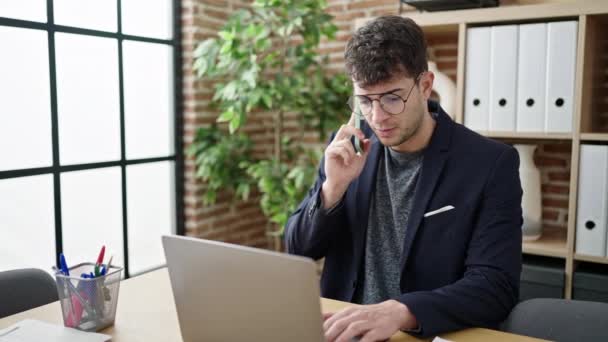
[
  {"left": 464, "top": 27, "right": 491, "bottom": 131},
  {"left": 576, "top": 144, "right": 608, "bottom": 257},
  {"left": 489, "top": 25, "right": 518, "bottom": 132},
  {"left": 545, "top": 21, "right": 578, "bottom": 133},
  {"left": 517, "top": 23, "right": 547, "bottom": 132}
]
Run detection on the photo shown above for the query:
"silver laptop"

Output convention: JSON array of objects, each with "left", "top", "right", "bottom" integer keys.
[{"left": 162, "top": 235, "right": 324, "bottom": 342}]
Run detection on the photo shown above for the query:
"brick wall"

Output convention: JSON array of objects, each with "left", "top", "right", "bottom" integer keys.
[
  {"left": 182, "top": 0, "right": 573, "bottom": 248},
  {"left": 182, "top": 0, "right": 270, "bottom": 248}
]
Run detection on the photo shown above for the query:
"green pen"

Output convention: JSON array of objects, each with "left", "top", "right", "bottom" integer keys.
[{"left": 353, "top": 97, "right": 363, "bottom": 155}]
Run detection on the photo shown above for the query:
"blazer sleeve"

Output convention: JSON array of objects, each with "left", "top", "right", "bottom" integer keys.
[
  {"left": 397, "top": 146, "right": 523, "bottom": 338},
  {"left": 284, "top": 135, "right": 348, "bottom": 260}
]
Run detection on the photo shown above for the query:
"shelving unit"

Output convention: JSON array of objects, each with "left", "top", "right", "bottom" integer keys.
[
  {"left": 580, "top": 133, "right": 608, "bottom": 142},
  {"left": 523, "top": 228, "right": 567, "bottom": 259},
  {"left": 575, "top": 253, "right": 608, "bottom": 265},
  {"left": 480, "top": 131, "right": 572, "bottom": 140},
  {"left": 357, "top": 1, "right": 608, "bottom": 300}
]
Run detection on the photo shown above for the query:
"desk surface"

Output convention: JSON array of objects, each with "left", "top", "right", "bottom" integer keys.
[{"left": 0, "top": 268, "right": 546, "bottom": 341}]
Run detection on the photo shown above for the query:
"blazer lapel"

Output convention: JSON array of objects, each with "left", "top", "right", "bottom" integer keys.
[{"left": 399, "top": 106, "right": 453, "bottom": 270}]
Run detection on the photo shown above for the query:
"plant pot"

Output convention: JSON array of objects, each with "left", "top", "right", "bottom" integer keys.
[
  {"left": 429, "top": 61, "right": 457, "bottom": 119},
  {"left": 514, "top": 144, "right": 543, "bottom": 241}
]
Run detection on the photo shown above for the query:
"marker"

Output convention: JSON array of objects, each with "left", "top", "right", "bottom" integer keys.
[
  {"left": 101, "top": 255, "right": 114, "bottom": 276},
  {"left": 59, "top": 253, "right": 70, "bottom": 276},
  {"left": 94, "top": 245, "right": 106, "bottom": 277}
]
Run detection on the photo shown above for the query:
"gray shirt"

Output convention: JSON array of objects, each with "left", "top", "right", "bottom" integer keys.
[{"left": 353, "top": 146, "right": 423, "bottom": 304}]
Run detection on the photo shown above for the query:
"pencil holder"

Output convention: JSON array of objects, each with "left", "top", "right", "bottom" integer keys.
[{"left": 54, "top": 262, "right": 122, "bottom": 332}]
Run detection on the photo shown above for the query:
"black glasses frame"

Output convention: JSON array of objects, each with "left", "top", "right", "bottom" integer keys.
[{"left": 348, "top": 73, "right": 423, "bottom": 118}]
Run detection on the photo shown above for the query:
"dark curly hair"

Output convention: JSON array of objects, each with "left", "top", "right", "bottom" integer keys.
[{"left": 345, "top": 15, "right": 428, "bottom": 88}]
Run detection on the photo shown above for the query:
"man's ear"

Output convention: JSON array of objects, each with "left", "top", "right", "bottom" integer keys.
[{"left": 419, "top": 71, "right": 435, "bottom": 100}]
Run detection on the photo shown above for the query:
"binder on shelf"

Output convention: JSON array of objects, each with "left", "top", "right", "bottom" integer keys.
[
  {"left": 517, "top": 23, "right": 547, "bottom": 132},
  {"left": 489, "top": 25, "right": 518, "bottom": 132},
  {"left": 545, "top": 21, "right": 578, "bottom": 133},
  {"left": 464, "top": 27, "right": 491, "bottom": 131},
  {"left": 576, "top": 144, "right": 608, "bottom": 257}
]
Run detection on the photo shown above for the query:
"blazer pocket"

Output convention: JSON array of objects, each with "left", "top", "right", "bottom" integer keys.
[
  {"left": 421, "top": 205, "right": 459, "bottom": 237},
  {"left": 424, "top": 205, "right": 455, "bottom": 218}
]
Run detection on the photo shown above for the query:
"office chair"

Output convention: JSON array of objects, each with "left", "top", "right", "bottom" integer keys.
[
  {"left": 0, "top": 268, "right": 58, "bottom": 318},
  {"left": 501, "top": 298, "right": 608, "bottom": 341}
]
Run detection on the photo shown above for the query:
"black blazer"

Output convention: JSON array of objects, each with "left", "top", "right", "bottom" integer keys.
[{"left": 285, "top": 101, "right": 523, "bottom": 338}]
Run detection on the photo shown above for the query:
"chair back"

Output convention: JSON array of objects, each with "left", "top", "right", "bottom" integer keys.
[
  {"left": 0, "top": 268, "right": 58, "bottom": 318},
  {"left": 501, "top": 298, "right": 608, "bottom": 341}
]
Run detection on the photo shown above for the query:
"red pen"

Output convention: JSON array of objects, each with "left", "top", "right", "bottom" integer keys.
[{"left": 94, "top": 245, "right": 105, "bottom": 276}]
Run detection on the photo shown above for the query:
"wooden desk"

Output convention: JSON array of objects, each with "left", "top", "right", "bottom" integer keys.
[{"left": 0, "top": 268, "right": 546, "bottom": 341}]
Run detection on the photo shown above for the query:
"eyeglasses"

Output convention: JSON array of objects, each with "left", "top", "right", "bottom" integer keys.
[{"left": 347, "top": 74, "right": 422, "bottom": 118}]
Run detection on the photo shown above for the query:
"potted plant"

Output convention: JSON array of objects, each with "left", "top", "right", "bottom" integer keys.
[{"left": 188, "top": 0, "right": 350, "bottom": 250}]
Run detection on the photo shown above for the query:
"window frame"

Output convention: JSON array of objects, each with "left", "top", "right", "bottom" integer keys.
[{"left": 0, "top": 0, "right": 184, "bottom": 278}]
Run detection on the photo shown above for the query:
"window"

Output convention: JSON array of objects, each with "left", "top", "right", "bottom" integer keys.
[{"left": 0, "top": 0, "right": 183, "bottom": 277}]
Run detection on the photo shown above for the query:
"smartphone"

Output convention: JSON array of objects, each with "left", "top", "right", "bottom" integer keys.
[
  {"left": 353, "top": 115, "right": 363, "bottom": 155},
  {"left": 352, "top": 97, "right": 363, "bottom": 155}
]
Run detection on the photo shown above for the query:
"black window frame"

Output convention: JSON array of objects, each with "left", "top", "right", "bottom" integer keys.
[{"left": 0, "top": 0, "right": 185, "bottom": 278}]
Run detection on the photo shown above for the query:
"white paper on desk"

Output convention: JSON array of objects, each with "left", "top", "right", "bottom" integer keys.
[
  {"left": 0, "top": 319, "right": 110, "bottom": 342},
  {"left": 432, "top": 337, "right": 454, "bottom": 342}
]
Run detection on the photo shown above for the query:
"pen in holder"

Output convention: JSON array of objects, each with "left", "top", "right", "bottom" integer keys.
[{"left": 54, "top": 262, "right": 122, "bottom": 332}]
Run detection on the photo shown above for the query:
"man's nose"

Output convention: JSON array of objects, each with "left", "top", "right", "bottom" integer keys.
[{"left": 369, "top": 101, "right": 390, "bottom": 123}]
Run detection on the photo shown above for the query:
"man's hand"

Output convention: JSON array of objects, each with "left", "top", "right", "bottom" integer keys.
[
  {"left": 323, "top": 300, "right": 417, "bottom": 342},
  {"left": 322, "top": 114, "right": 371, "bottom": 209}
]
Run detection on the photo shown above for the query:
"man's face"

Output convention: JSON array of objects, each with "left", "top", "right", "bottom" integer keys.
[{"left": 353, "top": 73, "right": 428, "bottom": 152}]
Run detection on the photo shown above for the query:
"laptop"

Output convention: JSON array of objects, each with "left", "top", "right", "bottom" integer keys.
[{"left": 162, "top": 235, "right": 325, "bottom": 342}]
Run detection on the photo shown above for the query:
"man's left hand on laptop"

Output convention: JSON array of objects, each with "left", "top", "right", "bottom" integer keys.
[{"left": 323, "top": 299, "right": 417, "bottom": 342}]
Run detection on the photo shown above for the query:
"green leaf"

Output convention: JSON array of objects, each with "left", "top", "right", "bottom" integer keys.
[
  {"left": 220, "top": 81, "right": 239, "bottom": 101},
  {"left": 242, "top": 68, "right": 257, "bottom": 88},
  {"left": 220, "top": 40, "right": 233, "bottom": 54},
  {"left": 218, "top": 30, "right": 235, "bottom": 41},
  {"left": 237, "top": 183, "right": 251, "bottom": 201},
  {"left": 256, "top": 27, "right": 270, "bottom": 41},
  {"left": 217, "top": 108, "right": 235, "bottom": 123},
  {"left": 261, "top": 93, "right": 273, "bottom": 108},
  {"left": 193, "top": 57, "right": 208, "bottom": 77},
  {"left": 194, "top": 38, "right": 217, "bottom": 58},
  {"left": 229, "top": 114, "right": 241, "bottom": 133},
  {"left": 270, "top": 212, "right": 287, "bottom": 225}
]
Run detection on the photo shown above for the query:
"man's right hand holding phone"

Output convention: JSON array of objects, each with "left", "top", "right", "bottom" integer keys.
[{"left": 321, "top": 114, "right": 371, "bottom": 209}]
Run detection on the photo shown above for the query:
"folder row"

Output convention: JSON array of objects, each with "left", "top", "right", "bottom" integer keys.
[
  {"left": 576, "top": 144, "right": 608, "bottom": 257},
  {"left": 464, "top": 21, "right": 578, "bottom": 133}
]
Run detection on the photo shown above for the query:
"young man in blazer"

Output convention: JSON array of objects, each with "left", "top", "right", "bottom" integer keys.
[{"left": 285, "top": 15, "right": 523, "bottom": 341}]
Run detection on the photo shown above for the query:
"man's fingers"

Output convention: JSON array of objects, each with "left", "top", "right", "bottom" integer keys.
[
  {"left": 335, "top": 321, "right": 372, "bottom": 342},
  {"left": 335, "top": 123, "right": 365, "bottom": 142},
  {"left": 328, "top": 139, "right": 361, "bottom": 165},
  {"left": 347, "top": 112, "right": 356, "bottom": 126},
  {"left": 323, "top": 312, "right": 334, "bottom": 321},
  {"left": 358, "top": 329, "right": 385, "bottom": 342},
  {"left": 325, "top": 315, "right": 359, "bottom": 342},
  {"left": 327, "top": 144, "right": 352, "bottom": 166},
  {"left": 324, "top": 306, "right": 357, "bottom": 332}
]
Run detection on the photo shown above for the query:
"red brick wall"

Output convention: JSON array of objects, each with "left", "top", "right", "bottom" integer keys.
[
  {"left": 536, "top": 143, "right": 571, "bottom": 233},
  {"left": 182, "top": 0, "right": 270, "bottom": 248},
  {"left": 181, "top": 0, "right": 572, "bottom": 247}
]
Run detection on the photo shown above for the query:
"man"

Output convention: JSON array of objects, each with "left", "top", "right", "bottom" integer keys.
[{"left": 284, "top": 15, "right": 523, "bottom": 341}]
